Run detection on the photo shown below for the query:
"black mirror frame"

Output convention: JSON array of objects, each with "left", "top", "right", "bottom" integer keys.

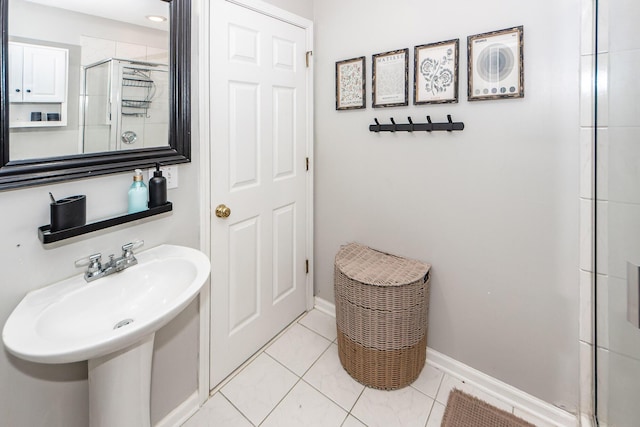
[{"left": 0, "top": 0, "right": 191, "bottom": 190}]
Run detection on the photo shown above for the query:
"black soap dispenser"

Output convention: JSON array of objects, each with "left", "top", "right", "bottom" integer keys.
[{"left": 148, "top": 163, "right": 167, "bottom": 208}]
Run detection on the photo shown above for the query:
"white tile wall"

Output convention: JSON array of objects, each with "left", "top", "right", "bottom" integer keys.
[
  {"left": 579, "top": 198, "right": 594, "bottom": 272},
  {"left": 115, "top": 41, "right": 147, "bottom": 61},
  {"left": 596, "top": 53, "right": 610, "bottom": 127},
  {"left": 608, "top": 50, "right": 640, "bottom": 128},
  {"left": 582, "top": 0, "right": 640, "bottom": 424},
  {"left": 579, "top": 341, "right": 594, "bottom": 420},
  {"left": 605, "top": 201, "right": 640, "bottom": 279},
  {"left": 579, "top": 0, "right": 597, "bottom": 421},
  {"left": 580, "top": 270, "right": 593, "bottom": 344},
  {"left": 579, "top": 127, "right": 594, "bottom": 200},
  {"left": 606, "top": 0, "right": 640, "bottom": 53},
  {"left": 596, "top": 347, "right": 640, "bottom": 426},
  {"left": 595, "top": 201, "right": 609, "bottom": 276},
  {"left": 81, "top": 36, "right": 116, "bottom": 66},
  {"left": 607, "top": 127, "right": 640, "bottom": 203},
  {"left": 599, "top": 275, "right": 640, "bottom": 359},
  {"left": 596, "top": 128, "right": 609, "bottom": 201},
  {"left": 580, "top": 54, "right": 596, "bottom": 128}
]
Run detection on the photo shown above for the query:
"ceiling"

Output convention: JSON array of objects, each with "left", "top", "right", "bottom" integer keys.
[{"left": 23, "top": 0, "right": 170, "bottom": 31}]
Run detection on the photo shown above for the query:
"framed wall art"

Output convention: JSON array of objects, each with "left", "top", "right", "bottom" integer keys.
[
  {"left": 414, "top": 39, "right": 459, "bottom": 104},
  {"left": 372, "top": 48, "right": 408, "bottom": 108},
  {"left": 467, "top": 26, "right": 524, "bottom": 101},
  {"left": 335, "top": 56, "right": 366, "bottom": 110}
]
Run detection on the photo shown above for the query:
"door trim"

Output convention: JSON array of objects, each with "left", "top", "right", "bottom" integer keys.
[{"left": 198, "top": 0, "right": 314, "bottom": 403}]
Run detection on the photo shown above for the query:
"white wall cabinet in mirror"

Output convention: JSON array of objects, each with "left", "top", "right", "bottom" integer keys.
[
  {"left": 9, "top": 41, "right": 68, "bottom": 128},
  {"left": 10, "top": 42, "right": 67, "bottom": 102}
]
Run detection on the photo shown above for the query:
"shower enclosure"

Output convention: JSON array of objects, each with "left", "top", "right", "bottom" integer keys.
[
  {"left": 82, "top": 59, "right": 168, "bottom": 153},
  {"left": 593, "top": 1, "right": 640, "bottom": 426}
]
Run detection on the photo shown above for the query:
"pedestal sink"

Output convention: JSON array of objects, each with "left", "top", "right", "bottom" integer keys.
[{"left": 2, "top": 244, "right": 211, "bottom": 427}]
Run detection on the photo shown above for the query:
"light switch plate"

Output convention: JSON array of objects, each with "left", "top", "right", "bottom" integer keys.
[{"left": 147, "top": 165, "right": 178, "bottom": 189}]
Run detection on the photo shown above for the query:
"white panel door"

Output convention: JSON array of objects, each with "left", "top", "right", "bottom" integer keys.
[{"left": 210, "top": 0, "right": 310, "bottom": 387}]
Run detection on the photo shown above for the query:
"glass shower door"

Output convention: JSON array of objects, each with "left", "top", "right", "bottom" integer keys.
[{"left": 595, "top": 1, "right": 640, "bottom": 425}]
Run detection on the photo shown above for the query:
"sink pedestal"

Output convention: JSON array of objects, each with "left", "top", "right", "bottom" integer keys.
[{"left": 88, "top": 333, "right": 155, "bottom": 427}]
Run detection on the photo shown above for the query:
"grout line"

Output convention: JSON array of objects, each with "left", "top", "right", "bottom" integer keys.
[
  {"left": 219, "top": 392, "right": 257, "bottom": 427},
  {"left": 210, "top": 311, "right": 308, "bottom": 395},
  {"left": 255, "top": 377, "right": 304, "bottom": 426}
]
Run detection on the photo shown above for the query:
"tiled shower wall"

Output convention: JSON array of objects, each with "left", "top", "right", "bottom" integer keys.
[{"left": 580, "top": 0, "right": 640, "bottom": 426}]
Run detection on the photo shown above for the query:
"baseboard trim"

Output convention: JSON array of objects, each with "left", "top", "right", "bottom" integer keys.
[
  {"left": 314, "top": 295, "right": 336, "bottom": 317},
  {"left": 314, "top": 296, "right": 578, "bottom": 427},
  {"left": 427, "top": 348, "right": 577, "bottom": 426},
  {"left": 580, "top": 413, "right": 595, "bottom": 427},
  {"left": 154, "top": 390, "right": 199, "bottom": 427}
]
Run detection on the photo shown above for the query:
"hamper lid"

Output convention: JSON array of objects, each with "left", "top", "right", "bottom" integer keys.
[{"left": 335, "top": 242, "right": 431, "bottom": 287}]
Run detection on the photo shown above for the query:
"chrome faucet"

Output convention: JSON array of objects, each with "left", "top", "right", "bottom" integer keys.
[{"left": 76, "top": 241, "right": 144, "bottom": 282}]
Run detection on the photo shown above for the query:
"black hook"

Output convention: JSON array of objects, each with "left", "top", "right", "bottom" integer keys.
[
  {"left": 446, "top": 114, "right": 454, "bottom": 132},
  {"left": 407, "top": 116, "right": 414, "bottom": 132},
  {"left": 390, "top": 117, "right": 396, "bottom": 132},
  {"left": 425, "top": 115, "right": 433, "bottom": 132},
  {"left": 373, "top": 118, "right": 380, "bottom": 132}
]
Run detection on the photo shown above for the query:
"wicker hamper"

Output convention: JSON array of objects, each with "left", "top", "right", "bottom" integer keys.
[{"left": 334, "top": 243, "right": 431, "bottom": 390}]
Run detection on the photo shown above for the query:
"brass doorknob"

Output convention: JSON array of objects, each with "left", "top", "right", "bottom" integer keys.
[{"left": 215, "top": 204, "right": 231, "bottom": 218}]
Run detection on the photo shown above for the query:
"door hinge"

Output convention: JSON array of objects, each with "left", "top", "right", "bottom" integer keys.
[
  {"left": 305, "top": 259, "right": 309, "bottom": 274},
  {"left": 305, "top": 51, "right": 312, "bottom": 68},
  {"left": 306, "top": 157, "right": 309, "bottom": 171}
]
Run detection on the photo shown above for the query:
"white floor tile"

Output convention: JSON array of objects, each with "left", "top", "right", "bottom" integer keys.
[
  {"left": 342, "top": 415, "right": 367, "bottom": 427},
  {"left": 261, "top": 380, "right": 348, "bottom": 427},
  {"left": 220, "top": 353, "right": 298, "bottom": 425},
  {"left": 425, "top": 401, "right": 446, "bottom": 427},
  {"left": 182, "top": 393, "right": 252, "bottom": 427},
  {"left": 351, "top": 386, "right": 434, "bottom": 427},
  {"left": 299, "top": 309, "right": 338, "bottom": 341},
  {"left": 266, "top": 322, "right": 332, "bottom": 376},
  {"left": 410, "top": 363, "right": 444, "bottom": 399},
  {"left": 303, "top": 343, "right": 365, "bottom": 411},
  {"left": 435, "top": 373, "right": 468, "bottom": 404}
]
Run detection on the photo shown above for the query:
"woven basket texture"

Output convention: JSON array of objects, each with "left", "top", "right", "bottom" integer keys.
[{"left": 334, "top": 243, "right": 431, "bottom": 390}]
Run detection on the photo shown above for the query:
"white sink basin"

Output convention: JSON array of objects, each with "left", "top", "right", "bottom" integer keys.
[{"left": 2, "top": 244, "right": 210, "bottom": 364}]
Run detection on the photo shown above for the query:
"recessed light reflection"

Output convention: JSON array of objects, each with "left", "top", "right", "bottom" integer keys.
[{"left": 146, "top": 15, "right": 167, "bottom": 23}]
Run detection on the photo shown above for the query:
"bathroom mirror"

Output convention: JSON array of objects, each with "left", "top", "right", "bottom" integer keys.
[{"left": 0, "top": 0, "right": 191, "bottom": 190}]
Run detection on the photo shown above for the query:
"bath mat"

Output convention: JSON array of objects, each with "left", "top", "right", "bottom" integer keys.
[{"left": 441, "top": 389, "right": 536, "bottom": 427}]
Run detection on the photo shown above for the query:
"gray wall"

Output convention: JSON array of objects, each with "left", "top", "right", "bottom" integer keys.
[
  {"left": 313, "top": 0, "right": 580, "bottom": 412},
  {"left": 262, "top": 0, "right": 313, "bottom": 20}
]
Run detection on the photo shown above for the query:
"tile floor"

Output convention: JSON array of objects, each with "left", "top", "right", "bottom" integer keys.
[{"left": 183, "top": 309, "right": 549, "bottom": 427}]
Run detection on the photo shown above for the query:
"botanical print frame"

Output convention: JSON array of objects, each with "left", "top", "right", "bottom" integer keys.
[
  {"left": 372, "top": 48, "right": 409, "bottom": 108},
  {"left": 414, "top": 39, "right": 459, "bottom": 104},
  {"left": 335, "top": 56, "right": 366, "bottom": 110},
  {"left": 467, "top": 26, "right": 524, "bottom": 101}
]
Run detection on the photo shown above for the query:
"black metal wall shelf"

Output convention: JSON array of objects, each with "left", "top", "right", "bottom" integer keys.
[
  {"left": 38, "top": 202, "right": 172, "bottom": 244},
  {"left": 369, "top": 115, "right": 464, "bottom": 133}
]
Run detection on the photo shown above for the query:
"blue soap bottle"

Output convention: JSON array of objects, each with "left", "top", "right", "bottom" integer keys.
[{"left": 128, "top": 169, "right": 148, "bottom": 213}]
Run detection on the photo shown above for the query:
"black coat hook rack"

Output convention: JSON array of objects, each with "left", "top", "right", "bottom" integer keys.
[{"left": 369, "top": 115, "right": 464, "bottom": 133}]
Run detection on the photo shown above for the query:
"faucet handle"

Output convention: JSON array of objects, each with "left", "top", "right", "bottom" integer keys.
[
  {"left": 75, "top": 253, "right": 102, "bottom": 267},
  {"left": 122, "top": 240, "right": 144, "bottom": 259},
  {"left": 75, "top": 253, "right": 102, "bottom": 275}
]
